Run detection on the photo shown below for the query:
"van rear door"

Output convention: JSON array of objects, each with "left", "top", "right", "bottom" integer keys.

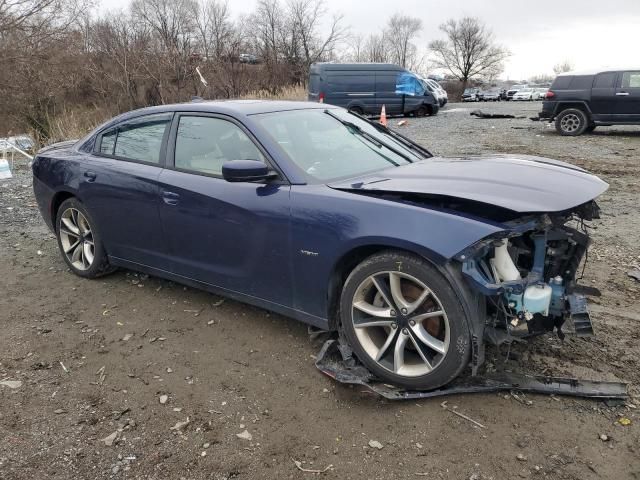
[{"left": 308, "top": 70, "right": 321, "bottom": 102}]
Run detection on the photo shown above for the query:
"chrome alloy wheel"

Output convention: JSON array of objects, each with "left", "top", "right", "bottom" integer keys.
[
  {"left": 59, "top": 208, "right": 95, "bottom": 271},
  {"left": 351, "top": 271, "right": 450, "bottom": 377},
  {"left": 560, "top": 113, "right": 581, "bottom": 133}
]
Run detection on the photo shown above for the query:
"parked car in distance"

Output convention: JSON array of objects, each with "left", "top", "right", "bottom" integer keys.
[
  {"left": 239, "top": 53, "right": 258, "bottom": 64},
  {"left": 462, "top": 88, "right": 480, "bottom": 102},
  {"left": 423, "top": 77, "right": 448, "bottom": 106},
  {"left": 506, "top": 84, "right": 528, "bottom": 100},
  {"left": 513, "top": 88, "right": 535, "bottom": 101},
  {"left": 32, "top": 100, "right": 608, "bottom": 390},
  {"left": 1, "top": 134, "right": 35, "bottom": 153},
  {"left": 533, "top": 88, "right": 548, "bottom": 100},
  {"left": 540, "top": 68, "right": 640, "bottom": 135},
  {"left": 309, "top": 63, "right": 440, "bottom": 116},
  {"left": 480, "top": 89, "right": 501, "bottom": 101}
]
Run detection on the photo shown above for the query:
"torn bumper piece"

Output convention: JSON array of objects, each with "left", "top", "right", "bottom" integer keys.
[{"left": 315, "top": 340, "right": 628, "bottom": 401}]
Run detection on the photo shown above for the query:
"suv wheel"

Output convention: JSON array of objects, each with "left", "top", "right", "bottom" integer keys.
[
  {"left": 555, "top": 108, "right": 589, "bottom": 136},
  {"left": 340, "top": 251, "right": 471, "bottom": 390}
]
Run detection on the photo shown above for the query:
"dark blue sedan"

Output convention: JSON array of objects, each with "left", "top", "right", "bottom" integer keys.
[{"left": 32, "top": 100, "right": 608, "bottom": 389}]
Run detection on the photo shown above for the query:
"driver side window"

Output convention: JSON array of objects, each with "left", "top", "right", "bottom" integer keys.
[{"left": 174, "top": 116, "right": 265, "bottom": 176}]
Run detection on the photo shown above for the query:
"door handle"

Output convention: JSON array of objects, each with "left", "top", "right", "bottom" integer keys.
[
  {"left": 162, "top": 191, "right": 180, "bottom": 206},
  {"left": 84, "top": 171, "right": 97, "bottom": 182},
  {"left": 616, "top": 92, "right": 630, "bottom": 96}
]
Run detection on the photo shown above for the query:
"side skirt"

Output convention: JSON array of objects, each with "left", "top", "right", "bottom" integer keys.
[{"left": 109, "top": 256, "right": 330, "bottom": 330}]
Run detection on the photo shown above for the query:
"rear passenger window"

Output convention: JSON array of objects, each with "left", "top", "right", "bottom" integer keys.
[
  {"left": 174, "top": 116, "right": 265, "bottom": 176},
  {"left": 569, "top": 76, "right": 593, "bottom": 89},
  {"left": 622, "top": 72, "right": 640, "bottom": 88},
  {"left": 593, "top": 72, "right": 616, "bottom": 88},
  {"left": 98, "top": 113, "right": 171, "bottom": 164},
  {"left": 115, "top": 118, "right": 170, "bottom": 163}
]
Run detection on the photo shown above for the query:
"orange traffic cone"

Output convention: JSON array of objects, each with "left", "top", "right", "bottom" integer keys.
[{"left": 379, "top": 104, "right": 387, "bottom": 127}]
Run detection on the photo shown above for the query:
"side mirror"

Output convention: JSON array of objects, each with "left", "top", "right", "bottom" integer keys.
[{"left": 222, "top": 160, "right": 276, "bottom": 183}]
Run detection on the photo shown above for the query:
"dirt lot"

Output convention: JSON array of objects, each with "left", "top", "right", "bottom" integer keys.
[{"left": 1, "top": 101, "right": 639, "bottom": 480}]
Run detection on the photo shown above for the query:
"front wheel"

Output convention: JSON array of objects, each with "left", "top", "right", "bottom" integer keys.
[
  {"left": 340, "top": 251, "right": 471, "bottom": 390},
  {"left": 56, "top": 198, "right": 115, "bottom": 278}
]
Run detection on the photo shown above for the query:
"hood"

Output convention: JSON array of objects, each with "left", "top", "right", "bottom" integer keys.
[{"left": 329, "top": 154, "right": 609, "bottom": 213}]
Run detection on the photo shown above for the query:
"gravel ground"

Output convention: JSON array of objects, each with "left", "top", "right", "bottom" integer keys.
[{"left": 1, "top": 101, "right": 639, "bottom": 479}]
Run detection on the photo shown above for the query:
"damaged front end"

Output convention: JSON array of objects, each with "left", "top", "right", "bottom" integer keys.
[{"left": 456, "top": 200, "right": 601, "bottom": 343}]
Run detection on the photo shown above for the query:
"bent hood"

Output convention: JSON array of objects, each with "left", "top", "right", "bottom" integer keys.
[{"left": 329, "top": 154, "right": 609, "bottom": 213}]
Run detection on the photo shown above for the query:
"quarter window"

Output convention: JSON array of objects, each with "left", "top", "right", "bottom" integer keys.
[
  {"left": 622, "top": 72, "right": 640, "bottom": 88},
  {"left": 174, "top": 116, "right": 264, "bottom": 176},
  {"left": 100, "top": 129, "right": 117, "bottom": 155}
]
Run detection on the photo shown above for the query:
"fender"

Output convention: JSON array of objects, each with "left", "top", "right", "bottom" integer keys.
[{"left": 552, "top": 100, "right": 592, "bottom": 117}]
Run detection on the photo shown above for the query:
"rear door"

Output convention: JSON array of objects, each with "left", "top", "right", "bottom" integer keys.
[
  {"left": 590, "top": 71, "right": 618, "bottom": 120},
  {"left": 81, "top": 113, "right": 172, "bottom": 268},
  {"left": 612, "top": 71, "right": 640, "bottom": 121},
  {"left": 157, "top": 113, "right": 293, "bottom": 305}
]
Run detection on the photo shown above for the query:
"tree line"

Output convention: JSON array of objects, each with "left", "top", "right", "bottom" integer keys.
[{"left": 0, "top": 0, "right": 509, "bottom": 141}]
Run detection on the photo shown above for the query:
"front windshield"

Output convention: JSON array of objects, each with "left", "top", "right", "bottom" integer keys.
[
  {"left": 252, "top": 109, "right": 424, "bottom": 182},
  {"left": 521, "top": 88, "right": 533, "bottom": 93}
]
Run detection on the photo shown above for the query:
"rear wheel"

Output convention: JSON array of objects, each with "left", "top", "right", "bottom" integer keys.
[
  {"left": 340, "top": 251, "right": 471, "bottom": 390},
  {"left": 348, "top": 106, "right": 364, "bottom": 115},
  {"left": 414, "top": 106, "right": 428, "bottom": 117},
  {"left": 56, "top": 198, "right": 115, "bottom": 278},
  {"left": 555, "top": 108, "right": 589, "bottom": 136}
]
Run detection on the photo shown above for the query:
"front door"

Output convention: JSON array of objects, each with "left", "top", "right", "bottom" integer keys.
[
  {"left": 612, "top": 71, "right": 640, "bottom": 122},
  {"left": 157, "top": 113, "right": 292, "bottom": 306}
]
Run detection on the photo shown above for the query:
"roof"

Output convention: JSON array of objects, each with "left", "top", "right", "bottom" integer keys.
[
  {"left": 557, "top": 67, "right": 639, "bottom": 76},
  {"left": 120, "top": 100, "right": 330, "bottom": 119},
  {"left": 310, "top": 62, "right": 404, "bottom": 72}
]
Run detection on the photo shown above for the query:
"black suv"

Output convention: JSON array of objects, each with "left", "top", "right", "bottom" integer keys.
[{"left": 540, "top": 69, "right": 640, "bottom": 135}]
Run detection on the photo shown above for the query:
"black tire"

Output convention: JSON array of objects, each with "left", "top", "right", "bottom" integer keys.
[
  {"left": 348, "top": 106, "right": 364, "bottom": 116},
  {"left": 585, "top": 123, "right": 597, "bottom": 133},
  {"left": 414, "top": 106, "right": 428, "bottom": 117},
  {"left": 340, "top": 251, "right": 471, "bottom": 390},
  {"left": 55, "top": 197, "right": 115, "bottom": 278},
  {"left": 555, "top": 108, "right": 589, "bottom": 136}
]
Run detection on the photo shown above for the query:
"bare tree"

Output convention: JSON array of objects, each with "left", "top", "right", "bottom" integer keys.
[
  {"left": 288, "top": 0, "right": 346, "bottom": 69},
  {"left": 385, "top": 13, "right": 422, "bottom": 69},
  {"left": 529, "top": 73, "right": 554, "bottom": 84},
  {"left": 86, "top": 12, "right": 153, "bottom": 109},
  {"left": 363, "top": 33, "right": 388, "bottom": 63},
  {"left": 553, "top": 60, "right": 573, "bottom": 75},
  {"left": 131, "top": 0, "right": 199, "bottom": 102},
  {"left": 429, "top": 17, "right": 509, "bottom": 92},
  {"left": 191, "top": 0, "right": 231, "bottom": 61}
]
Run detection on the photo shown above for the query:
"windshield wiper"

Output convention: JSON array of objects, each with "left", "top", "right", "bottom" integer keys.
[
  {"left": 346, "top": 110, "right": 433, "bottom": 159},
  {"left": 323, "top": 109, "right": 413, "bottom": 164}
]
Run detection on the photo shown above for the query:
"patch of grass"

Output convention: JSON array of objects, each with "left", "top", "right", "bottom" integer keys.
[{"left": 240, "top": 84, "right": 307, "bottom": 101}]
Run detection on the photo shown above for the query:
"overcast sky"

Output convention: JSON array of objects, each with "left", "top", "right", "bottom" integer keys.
[{"left": 98, "top": 0, "right": 640, "bottom": 80}]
